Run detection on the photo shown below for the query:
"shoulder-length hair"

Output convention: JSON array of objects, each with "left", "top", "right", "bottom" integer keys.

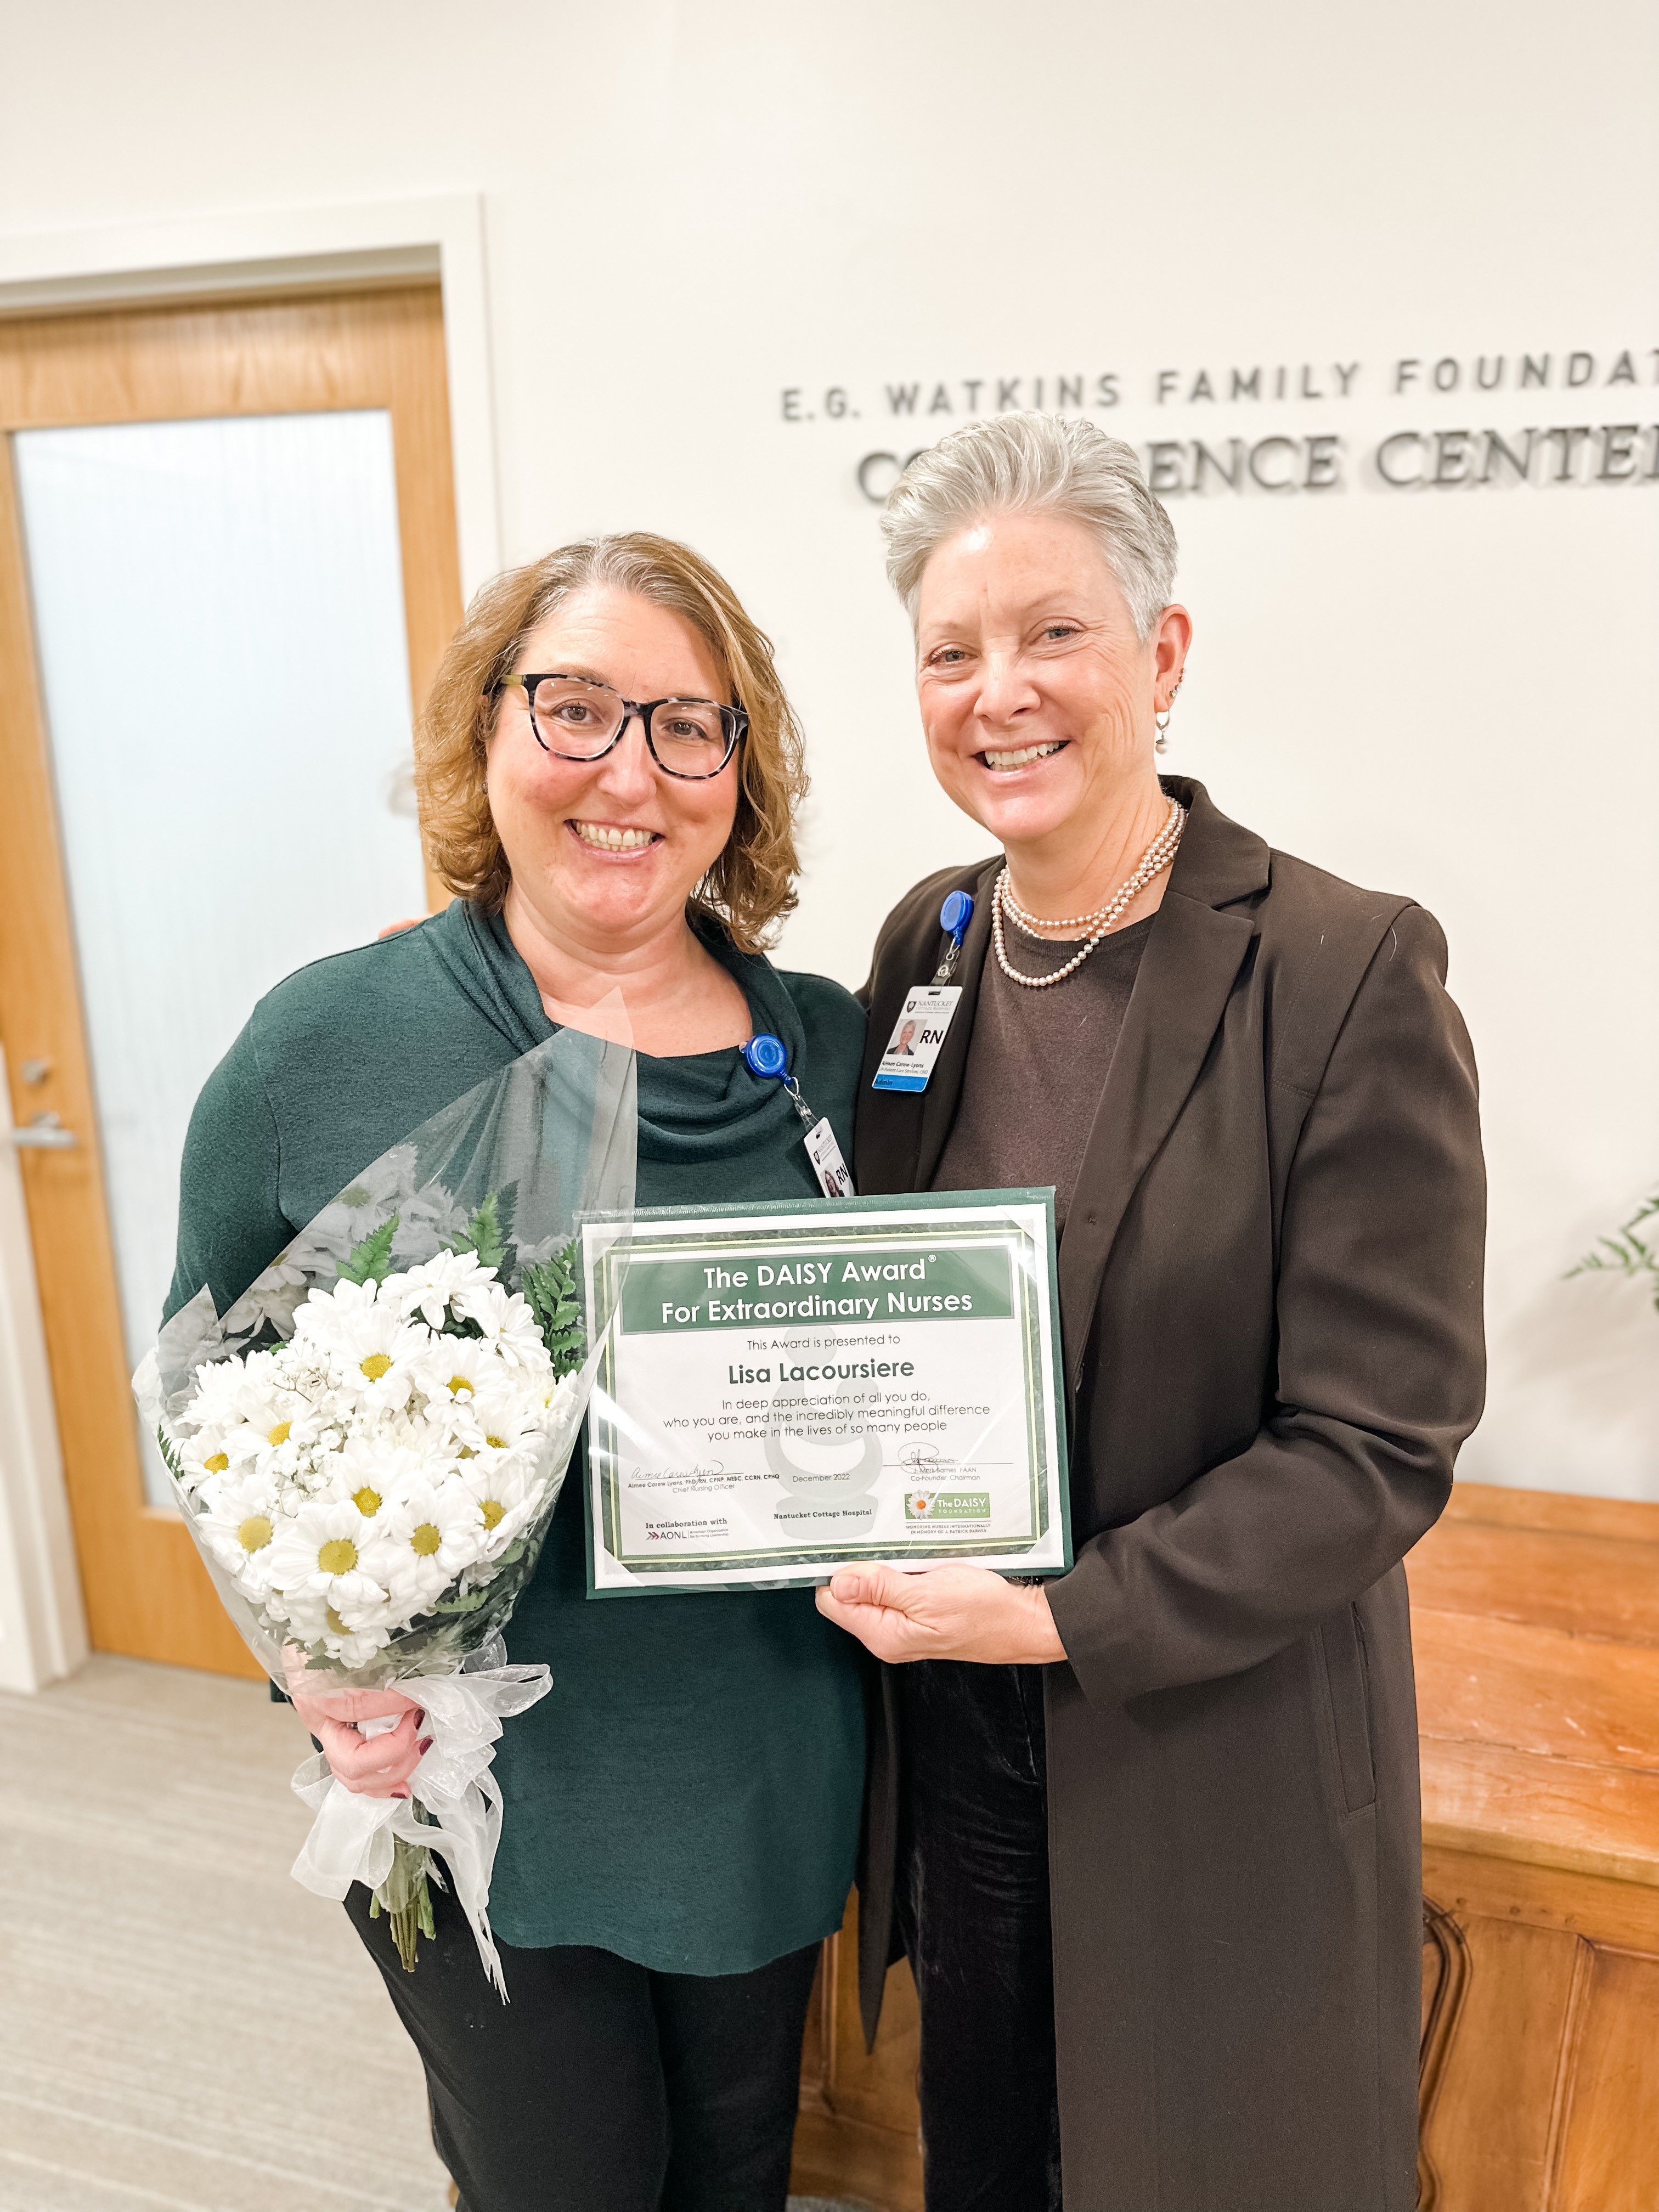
[{"left": 416, "top": 533, "right": 807, "bottom": 950}]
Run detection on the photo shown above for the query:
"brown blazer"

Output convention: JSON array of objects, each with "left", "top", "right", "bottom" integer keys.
[{"left": 854, "top": 777, "right": 1486, "bottom": 2212}]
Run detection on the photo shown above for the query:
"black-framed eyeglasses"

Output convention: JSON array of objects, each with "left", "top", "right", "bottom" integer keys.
[{"left": 499, "top": 672, "right": 747, "bottom": 780}]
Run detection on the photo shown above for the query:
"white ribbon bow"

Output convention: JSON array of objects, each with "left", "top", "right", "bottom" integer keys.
[{"left": 290, "top": 1651, "right": 552, "bottom": 1997}]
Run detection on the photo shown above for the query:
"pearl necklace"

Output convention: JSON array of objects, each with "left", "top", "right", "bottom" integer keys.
[{"left": 990, "top": 799, "right": 1187, "bottom": 989}]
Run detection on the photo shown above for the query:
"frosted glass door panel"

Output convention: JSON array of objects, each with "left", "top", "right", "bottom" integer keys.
[{"left": 15, "top": 410, "right": 428, "bottom": 1502}]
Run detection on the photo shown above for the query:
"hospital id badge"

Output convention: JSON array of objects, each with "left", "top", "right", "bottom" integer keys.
[
  {"left": 803, "top": 1116, "right": 855, "bottom": 1197},
  {"left": 871, "top": 985, "right": 963, "bottom": 1093}
]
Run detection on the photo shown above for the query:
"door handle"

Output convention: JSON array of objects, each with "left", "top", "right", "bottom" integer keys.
[{"left": 4, "top": 1112, "right": 77, "bottom": 1150}]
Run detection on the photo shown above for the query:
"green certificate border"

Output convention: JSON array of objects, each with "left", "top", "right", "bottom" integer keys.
[{"left": 583, "top": 1188, "right": 1070, "bottom": 1596}]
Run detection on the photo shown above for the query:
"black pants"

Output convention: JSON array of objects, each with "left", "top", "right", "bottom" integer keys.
[
  {"left": 345, "top": 1877, "right": 820, "bottom": 2212},
  {"left": 898, "top": 1660, "right": 1062, "bottom": 2212}
]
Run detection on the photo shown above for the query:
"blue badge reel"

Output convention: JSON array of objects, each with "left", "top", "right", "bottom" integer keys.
[
  {"left": 741, "top": 1034, "right": 856, "bottom": 1197},
  {"left": 871, "top": 891, "right": 974, "bottom": 1095}
]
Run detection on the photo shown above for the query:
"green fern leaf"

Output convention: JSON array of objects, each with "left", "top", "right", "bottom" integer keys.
[
  {"left": 523, "top": 1235, "right": 586, "bottom": 1375},
  {"left": 339, "top": 1214, "right": 399, "bottom": 1286},
  {"left": 444, "top": 1191, "right": 507, "bottom": 1274}
]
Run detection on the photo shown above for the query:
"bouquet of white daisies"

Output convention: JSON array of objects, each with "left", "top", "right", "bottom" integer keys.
[
  {"left": 170, "top": 1227, "right": 578, "bottom": 1677},
  {"left": 136, "top": 1029, "right": 635, "bottom": 1991}
]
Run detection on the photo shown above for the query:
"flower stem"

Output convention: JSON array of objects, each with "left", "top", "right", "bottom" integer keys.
[{"left": 377, "top": 1830, "right": 434, "bottom": 1973}]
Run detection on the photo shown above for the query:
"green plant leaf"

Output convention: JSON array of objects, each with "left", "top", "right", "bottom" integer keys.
[
  {"left": 339, "top": 1214, "right": 399, "bottom": 1286},
  {"left": 433, "top": 1585, "right": 494, "bottom": 1615},
  {"left": 523, "top": 1235, "right": 586, "bottom": 1375},
  {"left": 1567, "top": 1187, "right": 1659, "bottom": 1315},
  {"left": 444, "top": 1191, "right": 507, "bottom": 1274}
]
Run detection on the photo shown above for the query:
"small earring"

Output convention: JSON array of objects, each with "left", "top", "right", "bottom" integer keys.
[{"left": 1154, "top": 705, "right": 1172, "bottom": 753}]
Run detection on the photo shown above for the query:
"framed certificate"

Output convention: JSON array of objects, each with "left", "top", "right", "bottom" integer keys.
[{"left": 582, "top": 1189, "right": 1070, "bottom": 1594}]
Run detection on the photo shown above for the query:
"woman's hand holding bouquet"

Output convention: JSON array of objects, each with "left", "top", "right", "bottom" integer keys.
[{"left": 289, "top": 1688, "right": 428, "bottom": 1799}]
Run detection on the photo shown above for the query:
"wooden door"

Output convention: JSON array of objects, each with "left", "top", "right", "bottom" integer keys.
[{"left": 0, "top": 287, "right": 462, "bottom": 1675}]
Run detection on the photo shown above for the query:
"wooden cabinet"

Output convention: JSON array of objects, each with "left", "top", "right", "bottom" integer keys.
[
  {"left": 793, "top": 1482, "right": 1659, "bottom": 2209},
  {"left": 792, "top": 1894, "right": 924, "bottom": 2211},
  {"left": 1413, "top": 1483, "right": 1659, "bottom": 2211}
]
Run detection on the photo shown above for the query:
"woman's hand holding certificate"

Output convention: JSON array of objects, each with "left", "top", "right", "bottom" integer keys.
[{"left": 815, "top": 1561, "right": 1067, "bottom": 1663}]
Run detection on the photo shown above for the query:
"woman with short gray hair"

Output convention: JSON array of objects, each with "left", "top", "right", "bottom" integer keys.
[{"left": 819, "top": 414, "right": 1486, "bottom": 2211}]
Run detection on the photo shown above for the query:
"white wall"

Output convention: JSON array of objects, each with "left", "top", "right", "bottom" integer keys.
[{"left": 2, "top": 0, "right": 1655, "bottom": 1499}]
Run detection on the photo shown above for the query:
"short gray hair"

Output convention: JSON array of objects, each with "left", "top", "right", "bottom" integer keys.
[{"left": 881, "top": 413, "right": 1178, "bottom": 637}]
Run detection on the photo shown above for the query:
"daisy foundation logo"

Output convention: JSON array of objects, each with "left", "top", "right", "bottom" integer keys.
[{"left": 905, "top": 1489, "right": 991, "bottom": 1521}]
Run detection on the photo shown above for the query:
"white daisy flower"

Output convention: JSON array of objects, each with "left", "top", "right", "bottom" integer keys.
[
  {"left": 330, "top": 1147, "right": 416, "bottom": 1226},
  {"left": 266, "top": 1499, "right": 397, "bottom": 1622},
  {"left": 321, "top": 1554, "right": 404, "bottom": 1634},
  {"left": 380, "top": 1477, "right": 487, "bottom": 1604},
  {"left": 194, "top": 1469, "right": 285, "bottom": 1597},
  {"left": 329, "top": 1437, "right": 426, "bottom": 1526},
  {"left": 223, "top": 1383, "right": 327, "bottom": 1472},
  {"left": 388, "top": 1181, "right": 472, "bottom": 1266},
  {"left": 453, "top": 1284, "right": 552, "bottom": 1373},
  {"left": 179, "top": 1427, "right": 238, "bottom": 1494},
  {"left": 264, "top": 1581, "right": 328, "bottom": 1642},
  {"left": 187, "top": 1351, "right": 279, "bottom": 1435},
  {"left": 321, "top": 1616, "right": 396, "bottom": 1669},
  {"left": 447, "top": 1269, "right": 510, "bottom": 1327},
  {"left": 443, "top": 1381, "right": 545, "bottom": 1459},
  {"left": 351, "top": 1144, "right": 419, "bottom": 1205},
  {"left": 309, "top": 1299, "right": 430, "bottom": 1414},
  {"left": 217, "top": 1254, "right": 311, "bottom": 1343},
  {"left": 291, "top": 1273, "right": 383, "bottom": 1350},
  {"left": 391, "top": 1248, "right": 496, "bottom": 1330},
  {"left": 458, "top": 1453, "right": 541, "bottom": 1559},
  {"left": 413, "top": 1336, "right": 500, "bottom": 1412}
]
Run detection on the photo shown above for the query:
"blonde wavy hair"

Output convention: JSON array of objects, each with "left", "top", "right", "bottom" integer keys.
[{"left": 417, "top": 533, "right": 807, "bottom": 950}]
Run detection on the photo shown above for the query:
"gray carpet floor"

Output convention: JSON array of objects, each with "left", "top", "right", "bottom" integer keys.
[{"left": 0, "top": 1656, "right": 855, "bottom": 2211}]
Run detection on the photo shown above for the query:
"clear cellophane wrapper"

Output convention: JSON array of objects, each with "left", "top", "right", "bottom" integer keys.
[{"left": 134, "top": 1029, "right": 636, "bottom": 1991}]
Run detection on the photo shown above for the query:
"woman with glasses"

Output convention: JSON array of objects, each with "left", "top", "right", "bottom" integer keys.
[
  {"left": 817, "top": 417, "right": 1486, "bottom": 2212},
  {"left": 166, "top": 534, "right": 866, "bottom": 2212}
]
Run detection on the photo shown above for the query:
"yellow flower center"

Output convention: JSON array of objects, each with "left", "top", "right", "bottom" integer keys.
[
  {"left": 267, "top": 1421, "right": 291, "bottom": 1446},
  {"left": 360, "top": 1352, "right": 393, "bottom": 1381},
  {"left": 409, "top": 1521, "right": 443, "bottom": 1557},
  {"left": 238, "top": 1514, "right": 273, "bottom": 1552},
  {"left": 455, "top": 1446, "right": 477, "bottom": 1459},
  {"left": 351, "top": 1485, "right": 382, "bottom": 1516},
  {"left": 318, "top": 1537, "right": 358, "bottom": 1575},
  {"left": 203, "top": 1452, "right": 229, "bottom": 1474},
  {"left": 447, "top": 1375, "right": 475, "bottom": 1398},
  {"left": 485, "top": 1434, "right": 508, "bottom": 1450},
  {"left": 481, "top": 1499, "right": 505, "bottom": 1531},
  {"left": 326, "top": 1606, "right": 349, "bottom": 1634}
]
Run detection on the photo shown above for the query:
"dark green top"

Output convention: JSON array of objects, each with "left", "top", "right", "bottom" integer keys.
[{"left": 167, "top": 899, "right": 868, "bottom": 1974}]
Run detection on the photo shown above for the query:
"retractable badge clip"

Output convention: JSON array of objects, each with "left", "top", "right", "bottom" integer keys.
[
  {"left": 871, "top": 891, "right": 974, "bottom": 1094},
  {"left": 933, "top": 889, "right": 974, "bottom": 983},
  {"left": 742, "top": 1034, "right": 856, "bottom": 1198}
]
